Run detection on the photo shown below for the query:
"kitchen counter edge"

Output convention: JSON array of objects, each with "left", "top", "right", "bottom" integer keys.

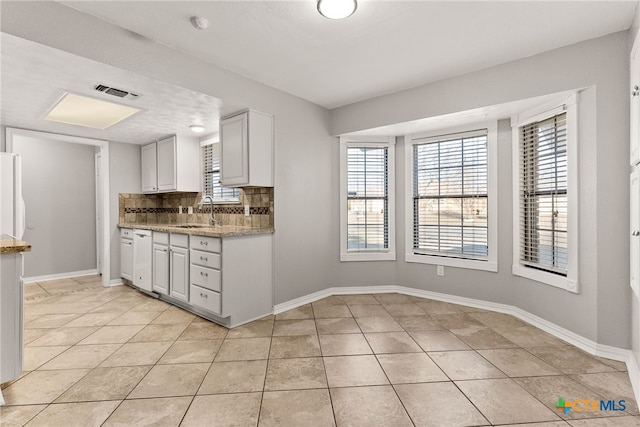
[
  {"left": 0, "top": 239, "right": 32, "bottom": 254},
  {"left": 118, "top": 223, "right": 274, "bottom": 238}
]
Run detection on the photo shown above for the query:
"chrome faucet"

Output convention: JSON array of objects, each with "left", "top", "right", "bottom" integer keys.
[{"left": 198, "top": 195, "right": 216, "bottom": 225}]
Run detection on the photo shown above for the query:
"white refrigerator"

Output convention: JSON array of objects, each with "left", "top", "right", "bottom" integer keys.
[{"left": 0, "top": 152, "right": 26, "bottom": 403}]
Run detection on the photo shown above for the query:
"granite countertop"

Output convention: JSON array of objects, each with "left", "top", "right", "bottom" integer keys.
[
  {"left": 0, "top": 236, "right": 32, "bottom": 254},
  {"left": 118, "top": 223, "right": 274, "bottom": 238}
]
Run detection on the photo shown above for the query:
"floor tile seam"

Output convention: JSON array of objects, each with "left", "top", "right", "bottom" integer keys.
[
  {"left": 454, "top": 377, "right": 565, "bottom": 423},
  {"left": 34, "top": 341, "right": 127, "bottom": 372},
  {"left": 447, "top": 377, "right": 499, "bottom": 426},
  {"left": 567, "top": 372, "right": 638, "bottom": 408},
  {"left": 255, "top": 333, "right": 275, "bottom": 427},
  {"left": 518, "top": 342, "right": 615, "bottom": 377},
  {"left": 119, "top": 333, "right": 182, "bottom": 401}
]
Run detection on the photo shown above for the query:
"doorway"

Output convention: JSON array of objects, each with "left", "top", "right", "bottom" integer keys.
[{"left": 5, "top": 128, "right": 110, "bottom": 287}]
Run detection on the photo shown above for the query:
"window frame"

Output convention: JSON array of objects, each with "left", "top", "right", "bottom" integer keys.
[
  {"left": 340, "top": 136, "right": 396, "bottom": 262},
  {"left": 405, "top": 121, "right": 498, "bottom": 272},
  {"left": 201, "top": 137, "right": 241, "bottom": 205},
  {"left": 511, "top": 94, "right": 579, "bottom": 293}
]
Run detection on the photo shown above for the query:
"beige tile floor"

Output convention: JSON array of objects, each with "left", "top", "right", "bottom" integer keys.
[{"left": 1, "top": 275, "right": 639, "bottom": 426}]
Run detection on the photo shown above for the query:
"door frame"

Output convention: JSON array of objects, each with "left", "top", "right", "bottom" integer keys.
[{"left": 5, "top": 127, "right": 111, "bottom": 287}]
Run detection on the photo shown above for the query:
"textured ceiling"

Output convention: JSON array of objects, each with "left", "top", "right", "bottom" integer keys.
[
  {"left": 61, "top": 0, "right": 639, "bottom": 109},
  {"left": 0, "top": 33, "right": 222, "bottom": 145}
]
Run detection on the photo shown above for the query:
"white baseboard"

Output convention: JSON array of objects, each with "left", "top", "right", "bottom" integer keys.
[
  {"left": 107, "top": 279, "right": 124, "bottom": 287},
  {"left": 273, "top": 284, "right": 637, "bottom": 402},
  {"left": 24, "top": 269, "right": 99, "bottom": 284}
]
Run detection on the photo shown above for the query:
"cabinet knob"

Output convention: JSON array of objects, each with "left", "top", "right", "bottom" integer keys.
[
  {"left": 633, "top": 85, "right": 639, "bottom": 97},
  {"left": 633, "top": 230, "right": 640, "bottom": 237},
  {"left": 201, "top": 293, "right": 208, "bottom": 299},
  {"left": 202, "top": 241, "right": 208, "bottom": 246},
  {"left": 200, "top": 271, "right": 208, "bottom": 277},
  {"left": 200, "top": 256, "right": 208, "bottom": 262}
]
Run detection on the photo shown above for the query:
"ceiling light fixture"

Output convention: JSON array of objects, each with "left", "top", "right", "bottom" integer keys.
[
  {"left": 317, "top": 0, "right": 357, "bottom": 19},
  {"left": 190, "top": 124, "right": 205, "bottom": 133},
  {"left": 44, "top": 92, "right": 141, "bottom": 130},
  {"left": 190, "top": 16, "right": 209, "bottom": 30}
]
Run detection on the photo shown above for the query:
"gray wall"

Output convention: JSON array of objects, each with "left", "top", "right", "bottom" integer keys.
[
  {"left": 12, "top": 134, "right": 96, "bottom": 278},
  {"left": 0, "top": 1, "right": 335, "bottom": 303},
  {"left": 329, "top": 32, "right": 630, "bottom": 348},
  {"left": 108, "top": 141, "right": 141, "bottom": 282}
]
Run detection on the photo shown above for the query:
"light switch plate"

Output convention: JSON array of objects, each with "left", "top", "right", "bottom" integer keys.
[
  {"left": 188, "top": 206, "right": 193, "bottom": 214},
  {"left": 437, "top": 265, "right": 445, "bottom": 276},
  {"left": 244, "top": 205, "right": 250, "bottom": 217}
]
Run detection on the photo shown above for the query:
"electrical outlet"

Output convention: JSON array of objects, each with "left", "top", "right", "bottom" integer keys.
[
  {"left": 437, "top": 265, "right": 445, "bottom": 276},
  {"left": 244, "top": 205, "right": 250, "bottom": 217},
  {"left": 178, "top": 205, "right": 182, "bottom": 214},
  {"left": 188, "top": 206, "right": 193, "bottom": 214}
]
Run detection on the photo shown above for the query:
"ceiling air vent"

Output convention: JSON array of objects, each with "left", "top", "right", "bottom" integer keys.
[{"left": 93, "top": 84, "right": 141, "bottom": 100}]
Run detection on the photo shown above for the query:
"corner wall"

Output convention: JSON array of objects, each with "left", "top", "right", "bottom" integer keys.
[{"left": 330, "top": 32, "right": 630, "bottom": 348}]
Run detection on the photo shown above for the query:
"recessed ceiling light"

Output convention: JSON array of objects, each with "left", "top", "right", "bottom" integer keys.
[
  {"left": 190, "top": 124, "right": 205, "bottom": 133},
  {"left": 317, "top": 0, "right": 357, "bottom": 19},
  {"left": 44, "top": 92, "right": 141, "bottom": 130}
]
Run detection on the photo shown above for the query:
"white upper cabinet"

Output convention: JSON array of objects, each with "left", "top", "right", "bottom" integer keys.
[
  {"left": 141, "top": 143, "right": 158, "bottom": 193},
  {"left": 631, "top": 32, "right": 640, "bottom": 166},
  {"left": 141, "top": 135, "right": 200, "bottom": 194},
  {"left": 220, "top": 110, "right": 273, "bottom": 187}
]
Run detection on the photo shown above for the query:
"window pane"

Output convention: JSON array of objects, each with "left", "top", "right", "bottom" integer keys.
[
  {"left": 519, "top": 112, "right": 567, "bottom": 275},
  {"left": 202, "top": 143, "right": 240, "bottom": 201},
  {"left": 347, "top": 147, "right": 388, "bottom": 251},
  {"left": 413, "top": 132, "right": 489, "bottom": 260}
]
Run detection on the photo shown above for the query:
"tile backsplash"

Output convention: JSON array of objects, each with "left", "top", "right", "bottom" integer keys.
[{"left": 119, "top": 187, "right": 274, "bottom": 229}]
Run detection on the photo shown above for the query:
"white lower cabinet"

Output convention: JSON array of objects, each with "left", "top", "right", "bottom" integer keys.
[
  {"left": 124, "top": 227, "right": 273, "bottom": 327},
  {"left": 152, "top": 232, "right": 169, "bottom": 295},
  {"left": 120, "top": 228, "right": 133, "bottom": 281},
  {"left": 170, "top": 244, "right": 189, "bottom": 303}
]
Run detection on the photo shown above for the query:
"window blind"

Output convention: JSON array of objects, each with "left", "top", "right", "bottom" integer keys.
[
  {"left": 413, "top": 130, "right": 488, "bottom": 259},
  {"left": 347, "top": 147, "right": 388, "bottom": 251},
  {"left": 202, "top": 143, "right": 240, "bottom": 201},
  {"left": 519, "top": 112, "right": 568, "bottom": 275}
]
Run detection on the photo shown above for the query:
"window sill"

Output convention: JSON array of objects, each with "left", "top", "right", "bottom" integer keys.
[
  {"left": 341, "top": 252, "right": 396, "bottom": 262},
  {"left": 406, "top": 253, "right": 497, "bottom": 272},
  {"left": 512, "top": 264, "right": 578, "bottom": 293}
]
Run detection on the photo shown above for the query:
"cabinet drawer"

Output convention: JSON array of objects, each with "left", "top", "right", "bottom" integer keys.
[
  {"left": 190, "top": 235, "right": 221, "bottom": 253},
  {"left": 170, "top": 233, "right": 189, "bottom": 248},
  {"left": 191, "top": 249, "right": 221, "bottom": 269},
  {"left": 190, "top": 265, "right": 221, "bottom": 292},
  {"left": 190, "top": 284, "right": 221, "bottom": 314},
  {"left": 153, "top": 232, "right": 169, "bottom": 245},
  {"left": 120, "top": 228, "right": 133, "bottom": 239}
]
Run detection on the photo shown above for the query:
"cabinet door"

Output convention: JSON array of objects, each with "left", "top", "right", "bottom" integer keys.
[
  {"left": 120, "top": 239, "right": 133, "bottom": 280},
  {"left": 157, "top": 136, "right": 177, "bottom": 191},
  {"left": 631, "top": 33, "right": 640, "bottom": 166},
  {"left": 632, "top": 169, "right": 640, "bottom": 298},
  {"left": 141, "top": 143, "right": 158, "bottom": 193},
  {"left": 170, "top": 246, "right": 189, "bottom": 302},
  {"left": 220, "top": 112, "right": 249, "bottom": 187},
  {"left": 153, "top": 244, "right": 169, "bottom": 295}
]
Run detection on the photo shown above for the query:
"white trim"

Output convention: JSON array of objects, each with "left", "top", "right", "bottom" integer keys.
[
  {"left": 108, "top": 279, "right": 125, "bottom": 287},
  {"left": 339, "top": 136, "right": 396, "bottom": 262},
  {"left": 628, "top": 353, "right": 640, "bottom": 409},
  {"left": 404, "top": 121, "right": 498, "bottom": 272},
  {"left": 510, "top": 94, "right": 579, "bottom": 293},
  {"left": 5, "top": 127, "right": 111, "bottom": 288},
  {"left": 273, "top": 284, "right": 635, "bottom": 366},
  {"left": 23, "top": 269, "right": 99, "bottom": 284}
]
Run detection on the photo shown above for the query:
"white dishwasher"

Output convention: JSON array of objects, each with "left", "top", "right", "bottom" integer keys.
[{"left": 133, "top": 229, "right": 153, "bottom": 293}]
